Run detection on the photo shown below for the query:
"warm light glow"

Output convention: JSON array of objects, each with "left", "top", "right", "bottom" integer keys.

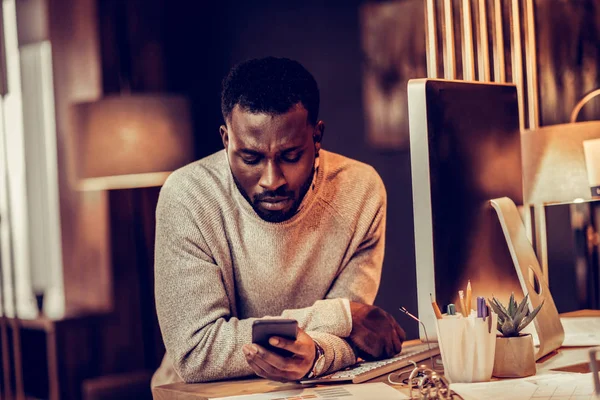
[
  {"left": 72, "top": 95, "right": 194, "bottom": 184},
  {"left": 573, "top": 198, "right": 585, "bottom": 203},
  {"left": 522, "top": 121, "right": 600, "bottom": 205},
  {"left": 77, "top": 171, "right": 172, "bottom": 192}
]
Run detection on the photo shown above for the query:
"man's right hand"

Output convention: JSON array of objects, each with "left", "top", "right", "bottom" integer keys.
[{"left": 347, "top": 302, "right": 406, "bottom": 361}]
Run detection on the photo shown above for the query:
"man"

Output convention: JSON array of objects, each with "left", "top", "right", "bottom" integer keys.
[{"left": 152, "top": 57, "right": 405, "bottom": 387}]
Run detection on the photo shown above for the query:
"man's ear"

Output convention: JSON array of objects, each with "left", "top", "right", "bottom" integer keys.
[
  {"left": 313, "top": 121, "right": 325, "bottom": 155},
  {"left": 219, "top": 125, "right": 229, "bottom": 149}
]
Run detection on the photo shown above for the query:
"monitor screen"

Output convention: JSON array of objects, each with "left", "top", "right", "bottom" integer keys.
[{"left": 409, "top": 79, "right": 524, "bottom": 339}]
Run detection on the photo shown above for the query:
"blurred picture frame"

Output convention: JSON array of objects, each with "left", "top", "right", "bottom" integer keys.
[{"left": 360, "top": 0, "right": 427, "bottom": 150}]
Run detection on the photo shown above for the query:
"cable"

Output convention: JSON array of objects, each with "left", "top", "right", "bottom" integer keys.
[
  {"left": 387, "top": 360, "right": 417, "bottom": 385},
  {"left": 399, "top": 306, "right": 442, "bottom": 371},
  {"left": 387, "top": 363, "right": 463, "bottom": 399},
  {"left": 392, "top": 306, "right": 471, "bottom": 399}
]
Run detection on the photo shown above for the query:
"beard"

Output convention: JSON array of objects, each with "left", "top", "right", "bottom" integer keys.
[{"left": 233, "top": 167, "right": 315, "bottom": 223}]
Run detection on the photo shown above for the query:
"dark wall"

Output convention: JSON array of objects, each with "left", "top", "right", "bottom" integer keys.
[{"left": 163, "top": 0, "right": 419, "bottom": 338}]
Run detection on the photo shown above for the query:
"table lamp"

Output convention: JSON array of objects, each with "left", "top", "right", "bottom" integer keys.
[
  {"left": 72, "top": 94, "right": 194, "bottom": 191},
  {"left": 522, "top": 120, "right": 600, "bottom": 205},
  {"left": 521, "top": 120, "right": 600, "bottom": 311}
]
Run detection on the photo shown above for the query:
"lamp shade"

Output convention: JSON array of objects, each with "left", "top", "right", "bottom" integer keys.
[
  {"left": 72, "top": 95, "right": 194, "bottom": 191},
  {"left": 522, "top": 121, "right": 600, "bottom": 205}
]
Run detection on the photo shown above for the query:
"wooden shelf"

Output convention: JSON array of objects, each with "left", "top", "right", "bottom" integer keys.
[{"left": 4, "top": 311, "right": 109, "bottom": 331}]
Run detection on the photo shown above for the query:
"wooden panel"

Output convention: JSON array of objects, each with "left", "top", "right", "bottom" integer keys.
[{"left": 536, "top": 0, "right": 600, "bottom": 125}]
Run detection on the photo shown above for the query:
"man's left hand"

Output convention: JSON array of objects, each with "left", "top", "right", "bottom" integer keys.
[{"left": 243, "top": 328, "right": 316, "bottom": 382}]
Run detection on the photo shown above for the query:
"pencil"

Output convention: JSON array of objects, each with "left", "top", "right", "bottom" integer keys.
[
  {"left": 466, "top": 280, "right": 472, "bottom": 314},
  {"left": 459, "top": 290, "right": 468, "bottom": 317},
  {"left": 430, "top": 293, "right": 443, "bottom": 319}
]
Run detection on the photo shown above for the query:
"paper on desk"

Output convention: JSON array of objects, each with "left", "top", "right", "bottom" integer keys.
[
  {"left": 561, "top": 317, "right": 600, "bottom": 347},
  {"left": 537, "top": 347, "right": 596, "bottom": 372},
  {"left": 530, "top": 317, "right": 600, "bottom": 348},
  {"left": 451, "top": 379, "right": 538, "bottom": 400},
  {"left": 451, "top": 372, "right": 596, "bottom": 400},
  {"left": 209, "top": 382, "right": 409, "bottom": 400}
]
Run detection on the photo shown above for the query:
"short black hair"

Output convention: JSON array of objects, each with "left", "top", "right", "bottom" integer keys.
[{"left": 221, "top": 57, "right": 320, "bottom": 126}]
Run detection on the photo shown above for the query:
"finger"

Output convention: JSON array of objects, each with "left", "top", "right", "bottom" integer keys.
[
  {"left": 382, "top": 335, "right": 394, "bottom": 358},
  {"left": 387, "top": 320, "right": 401, "bottom": 353},
  {"left": 391, "top": 329, "right": 402, "bottom": 355},
  {"left": 244, "top": 346, "right": 287, "bottom": 381},
  {"left": 363, "top": 332, "right": 382, "bottom": 359},
  {"left": 248, "top": 345, "right": 284, "bottom": 375},
  {"left": 252, "top": 353, "right": 293, "bottom": 381},
  {"left": 256, "top": 345, "right": 300, "bottom": 371},
  {"left": 243, "top": 346, "right": 270, "bottom": 378},
  {"left": 269, "top": 331, "right": 313, "bottom": 357},
  {"left": 395, "top": 325, "right": 406, "bottom": 351},
  {"left": 395, "top": 323, "right": 407, "bottom": 342},
  {"left": 396, "top": 333, "right": 404, "bottom": 353},
  {"left": 245, "top": 356, "right": 269, "bottom": 379},
  {"left": 248, "top": 357, "right": 290, "bottom": 382},
  {"left": 268, "top": 336, "right": 297, "bottom": 352}
]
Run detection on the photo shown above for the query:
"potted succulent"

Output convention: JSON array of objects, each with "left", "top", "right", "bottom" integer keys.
[{"left": 488, "top": 293, "right": 544, "bottom": 378}]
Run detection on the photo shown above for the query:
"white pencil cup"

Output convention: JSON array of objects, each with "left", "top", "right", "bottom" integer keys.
[{"left": 435, "top": 313, "right": 498, "bottom": 383}]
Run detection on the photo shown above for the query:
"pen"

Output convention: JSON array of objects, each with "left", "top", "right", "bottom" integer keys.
[
  {"left": 466, "top": 280, "right": 472, "bottom": 314},
  {"left": 477, "top": 297, "right": 484, "bottom": 318},
  {"left": 447, "top": 303, "right": 456, "bottom": 316},
  {"left": 459, "top": 290, "right": 467, "bottom": 317},
  {"left": 430, "top": 293, "right": 443, "bottom": 319}
]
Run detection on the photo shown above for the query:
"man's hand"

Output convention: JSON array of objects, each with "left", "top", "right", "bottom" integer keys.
[
  {"left": 242, "top": 328, "right": 316, "bottom": 382},
  {"left": 348, "top": 302, "right": 406, "bottom": 361}
]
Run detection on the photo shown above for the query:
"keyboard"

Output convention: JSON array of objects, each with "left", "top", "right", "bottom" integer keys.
[{"left": 300, "top": 342, "right": 439, "bottom": 384}]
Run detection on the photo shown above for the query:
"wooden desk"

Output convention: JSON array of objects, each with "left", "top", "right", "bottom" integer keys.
[
  {"left": 153, "top": 310, "right": 600, "bottom": 400},
  {"left": 152, "top": 342, "right": 421, "bottom": 400}
]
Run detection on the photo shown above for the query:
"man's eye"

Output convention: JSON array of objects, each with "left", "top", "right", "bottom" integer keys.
[
  {"left": 241, "top": 157, "right": 260, "bottom": 165},
  {"left": 281, "top": 153, "right": 302, "bottom": 163}
]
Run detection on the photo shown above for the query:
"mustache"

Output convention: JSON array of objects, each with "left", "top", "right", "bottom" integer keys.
[{"left": 253, "top": 188, "right": 294, "bottom": 202}]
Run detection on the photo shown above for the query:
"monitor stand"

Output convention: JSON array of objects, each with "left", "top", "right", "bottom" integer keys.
[{"left": 490, "top": 197, "right": 564, "bottom": 360}]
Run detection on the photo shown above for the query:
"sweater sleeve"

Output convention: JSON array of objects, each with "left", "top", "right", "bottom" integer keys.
[
  {"left": 278, "top": 300, "right": 355, "bottom": 375},
  {"left": 155, "top": 180, "right": 256, "bottom": 382}
]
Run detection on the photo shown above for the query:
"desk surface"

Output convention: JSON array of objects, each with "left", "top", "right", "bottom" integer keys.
[{"left": 153, "top": 310, "right": 600, "bottom": 400}]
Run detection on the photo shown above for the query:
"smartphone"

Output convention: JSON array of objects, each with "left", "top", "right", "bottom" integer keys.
[{"left": 252, "top": 319, "right": 298, "bottom": 357}]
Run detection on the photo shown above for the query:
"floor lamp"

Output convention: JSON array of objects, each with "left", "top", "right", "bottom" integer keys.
[{"left": 72, "top": 94, "right": 194, "bottom": 372}]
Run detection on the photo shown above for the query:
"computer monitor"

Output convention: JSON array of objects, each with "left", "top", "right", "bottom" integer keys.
[{"left": 407, "top": 80, "right": 564, "bottom": 358}]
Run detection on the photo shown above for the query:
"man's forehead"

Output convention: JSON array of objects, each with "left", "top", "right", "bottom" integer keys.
[
  {"left": 228, "top": 104, "right": 310, "bottom": 150},
  {"left": 229, "top": 103, "right": 308, "bottom": 124}
]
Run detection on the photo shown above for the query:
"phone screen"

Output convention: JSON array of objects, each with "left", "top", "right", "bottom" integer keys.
[{"left": 252, "top": 319, "right": 298, "bottom": 357}]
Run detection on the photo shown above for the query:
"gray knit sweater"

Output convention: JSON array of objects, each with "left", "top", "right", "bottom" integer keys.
[{"left": 152, "top": 149, "right": 386, "bottom": 386}]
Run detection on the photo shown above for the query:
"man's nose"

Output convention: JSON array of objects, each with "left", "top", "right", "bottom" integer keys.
[{"left": 259, "top": 160, "right": 286, "bottom": 191}]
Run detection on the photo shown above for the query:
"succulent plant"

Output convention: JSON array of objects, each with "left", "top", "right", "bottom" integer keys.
[{"left": 487, "top": 293, "right": 544, "bottom": 337}]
